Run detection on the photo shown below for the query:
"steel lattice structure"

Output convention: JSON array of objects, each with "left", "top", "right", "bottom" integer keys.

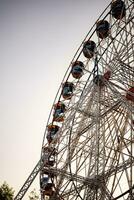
[{"left": 14, "top": 0, "right": 134, "bottom": 200}]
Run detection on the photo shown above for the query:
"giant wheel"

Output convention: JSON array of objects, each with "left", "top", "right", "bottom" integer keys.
[{"left": 40, "top": 1, "right": 134, "bottom": 200}]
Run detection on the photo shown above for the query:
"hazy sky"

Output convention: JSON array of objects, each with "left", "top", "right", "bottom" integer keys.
[{"left": 0, "top": 0, "right": 110, "bottom": 198}]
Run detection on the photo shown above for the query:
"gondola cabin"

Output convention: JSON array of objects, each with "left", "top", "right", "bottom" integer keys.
[
  {"left": 83, "top": 40, "right": 96, "bottom": 59},
  {"left": 71, "top": 61, "right": 84, "bottom": 79},
  {"left": 41, "top": 172, "right": 55, "bottom": 198},
  {"left": 53, "top": 102, "right": 66, "bottom": 122},
  {"left": 103, "top": 70, "right": 111, "bottom": 81},
  {"left": 42, "top": 147, "right": 57, "bottom": 166},
  {"left": 43, "top": 185, "right": 54, "bottom": 197},
  {"left": 40, "top": 172, "right": 54, "bottom": 190},
  {"left": 46, "top": 124, "right": 59, "bottom": 144},
  {"left": 47, "top": 154, "right": 56, "bottom": 166},
  {"left": 96, "top": 20, "right": 110, "bottom": 39},
  {"left": 40, "top": 176, "right": 49, "bottom": 190},
  {"left": 126, "top": 87, "right": 134, "bottom": 102},
  {"left": 111, "top": 0, "right": 126, "bottom": 20},
  {"left": 62, "top": 82, "right": 74, "bottom": 100}
]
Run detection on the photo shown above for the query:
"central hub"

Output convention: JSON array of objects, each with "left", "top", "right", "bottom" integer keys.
[{"left": 84, "top": 175, "right": 105, "bottom": 190}]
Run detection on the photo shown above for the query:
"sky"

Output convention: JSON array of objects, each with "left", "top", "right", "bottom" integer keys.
[{"left": 0, "top": 0, "right": 110, "bottom": 198}]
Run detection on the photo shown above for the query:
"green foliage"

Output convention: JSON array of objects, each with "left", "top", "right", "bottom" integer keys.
[
  {"left": 29, "top": 189, "right": 39, "bottom": 200},
  {"left": 0, "top": 182, "right": 14, "bottom": 200}
]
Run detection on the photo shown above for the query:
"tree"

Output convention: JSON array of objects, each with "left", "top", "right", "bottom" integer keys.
[
  {"left": 0, "top": 182, "right": 14, "bottom": 200},
  {"left": 29, "top": 189, "right": 39, "bottom": 200}
]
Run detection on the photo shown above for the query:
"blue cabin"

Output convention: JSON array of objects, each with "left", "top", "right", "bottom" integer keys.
[
  {"left": 62, "top": 82, "right": 74, "bottom": 100},
  {"left": 53, "top": 102, "right": 66, "bottom": 122},
  {"left": 96, "top": 20, "right": 110, "bottom": 39},
  {"left": 71, "top": 61, "right": 84, "bottom": 79}
]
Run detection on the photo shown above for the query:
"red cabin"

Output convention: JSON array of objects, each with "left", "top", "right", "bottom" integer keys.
[
  {"left": 126, "top": 87, "right": 134, "bottom": 102},
  {"left": 43, "top": 185, "right": 54, "bottom": 197},
  {"left": 103, "top": 70, "right": 111, "bottom": 81}
]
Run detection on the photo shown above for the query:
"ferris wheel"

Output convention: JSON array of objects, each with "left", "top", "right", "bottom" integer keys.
[{"left": 14, "top": 0, "right": 134, "bottom": 200}]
